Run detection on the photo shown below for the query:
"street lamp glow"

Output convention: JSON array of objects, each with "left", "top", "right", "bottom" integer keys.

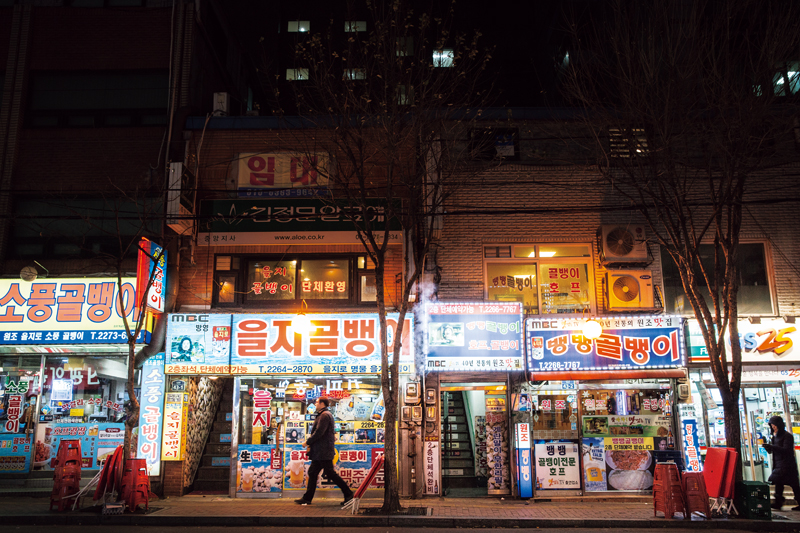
[{"left": 582, "top": 319, "right": 603, "bottom": 340}]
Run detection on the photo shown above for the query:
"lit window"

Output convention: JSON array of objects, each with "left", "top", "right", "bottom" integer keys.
[
  {"left": 484, "top": 245, "right": 594, "bottom": 315},
  {"left": 773, "top": 63, "right": 800, "bottom": 96},
  {"left": 344, "top": 69, "right": 366, "bottom": 80},
  {"left": 609, "top": 127, "right": 648, "bottom": 158},
  {"left": 287, "top": 20, "right": 310, "bottom": 33},
  {"left": 345, "top": 20, "right": 366, "bottom": 32},
  {"left": 286, "top": 68, "right": 309, "bottom": 81},
  {"left": 433, "top": 49, "right": 454, "bottom": 67}
]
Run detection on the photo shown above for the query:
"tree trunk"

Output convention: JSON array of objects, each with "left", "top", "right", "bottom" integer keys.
[
  {"left": 122, "top": 340, "right": 140, "bottom": 462},
  {"left": 719, "top": 387, "right": 743, "bottom": 481}
]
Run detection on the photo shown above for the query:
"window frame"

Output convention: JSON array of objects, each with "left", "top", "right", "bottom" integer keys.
[
  {"left": 659, "top": 240, "right": 777, "bottom": 316},
  {"left": 483, "top": 243, "right": 596, "bottom": 316},
  {"left": 608, "top": 127, "right": 648, "bottom": 158},
  {"left": 287, "top": 20, "right": 310, "bottom": 33},
  {"left": 213, "top": 254, "right": 375, "bottom": 308},
  {"left": 286, "top": 68, "right": 309, "bottom": 81}
]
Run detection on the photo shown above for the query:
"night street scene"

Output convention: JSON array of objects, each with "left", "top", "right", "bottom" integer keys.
[{"left": 0, "top": 0, "right": 799, "bottom": 532}]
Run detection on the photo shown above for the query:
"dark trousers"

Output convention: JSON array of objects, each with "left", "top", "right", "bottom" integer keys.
[
  {"left": 302, "top": 460, "right": 353, "bottom": 502},
  {"left": 775, "top": 479, "right": 800, "bottom": 506}
]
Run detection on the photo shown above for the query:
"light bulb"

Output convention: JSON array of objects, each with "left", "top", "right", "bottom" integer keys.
[{"left": 582, "top": 319, "right": 603, "bottom": 340}]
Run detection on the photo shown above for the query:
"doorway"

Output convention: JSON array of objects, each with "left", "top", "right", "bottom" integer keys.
[{"left": 440, "top": 382, "right": 509, "bottom": 497}]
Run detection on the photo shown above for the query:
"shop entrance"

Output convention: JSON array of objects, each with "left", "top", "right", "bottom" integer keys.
[{"left": 440, "top": 383, "right": 509, "bottom": 497}]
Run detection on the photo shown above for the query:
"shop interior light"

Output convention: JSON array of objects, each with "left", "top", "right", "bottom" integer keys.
[
  {"left": 582, "top": 319, "right": 603, "bottom": 340},
  {"left": 291, "top": 299, "right": 312, "bottom": 334}
]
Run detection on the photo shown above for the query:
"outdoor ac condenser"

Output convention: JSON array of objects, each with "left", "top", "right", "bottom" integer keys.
[{"left": 606, "top": 270, "right": 655, "bottom": 310}]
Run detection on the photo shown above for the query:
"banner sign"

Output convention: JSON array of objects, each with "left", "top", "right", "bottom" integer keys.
[
  {"left": 136, "top": 239, "right": 167, "bottom": 314},
  {"left": 236, "top": 152, "right": 330, "bottom": 198},
  {"left": 515, "top": 423, "right": 533, "bottom": 497},
  {"left": 284, "top": 443, "right": 384, "bottom": 490},
  {"left": 582, "top": 415, "right": 671, "bottom": 438},
  {"left": 687, "top": 318, "right": 800, "bottom": 363},
  {"left": 137, "top": 353, "right": 165, "bottom": 475},
  {"left": 199, "top": 198, "right": 401, "bottom": 246},
  {"left": 682, "top": 419, "right": 702, "bottom": 472},
  {"left": 231, "top": 313, "right": 413, "bottom": 375},
  {"left": 486, "top": 411, "right": 510, "bottom": 494},
  {"left": 533, "top": 441, "right": 580, "bottom": 490},
  {"left": 425, "top": 302, "right": 524, "bottom": 371},
  {"left": 161, "top": 392, "right": 188, "bottom": 461},
  {"left": 424, "top": 439, "right": 440, "bottom": 495},
  {"left": 43, "top": 423, "right": 125, "bottom": 470},
  {"left": 526, "top": 316, "right": 685, "bottom": 372},
  {"left": 166, "top": 314, "right": 232, "bottom": 374},
  {"left": 0, "top": 277, "right": 149, "bottom": 345},
  {"left": 0, "top": 434, "right": 31, "bottom": 473},
  {"left": 582, "top": 437, "right": 659, "bottom": 492},
  {"left": 237, "top": 444, "right": 283, "bottom": 493}
]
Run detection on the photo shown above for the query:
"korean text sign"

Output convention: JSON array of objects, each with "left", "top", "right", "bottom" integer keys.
[
  {"left": 0, "top": 434, "right": 31, "bottom": 473},
  {"left": 166, "top": 314, "right": 232, "bottom": 374},
  {"left": 534, "top": 441, "right": 580, "bottom": 490},
  {"left": 237, "top": 152, "right": 330, "bottom": 197},
  {"left": 0, "top": 277, "right": 148, "bottom": 344},
  {"left": 231, "top": 313, "right": 414, "bottom": 375},
  {"left": 515, "top": 423, "right": 533, "bottom": 498},
  {"left": 137, "top": 353, "right": 165, "bottom": 475},
  {"left": 682, "top": 419, "right": 702, "bottom": 472},
  {"left": 136, "top": 239, "right": 167, "bottom": 313},
  {"left": 425, "top": 302, "right": 524, "bottom": 371},
  {"left": 527, "top": 316, "right": 685, "bottom": 372},
  {"left": 161, "top": 392, "right": 188, "bottom": 461}
]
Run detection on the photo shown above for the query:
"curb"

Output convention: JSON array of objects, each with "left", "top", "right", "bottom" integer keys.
[{"left": 2, "top": 514, "right": 799, "bottom": 530}]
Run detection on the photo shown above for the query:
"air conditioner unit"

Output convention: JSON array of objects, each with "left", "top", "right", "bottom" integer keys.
[
  {"left": 213, "top": 92, "right": 230, "bottom": 116},
  {"left": 606, "top": 270, "right": 655, "bottom": 310},
  {"left": 599, "top": 224, "right": 648, "bottom": 263}
]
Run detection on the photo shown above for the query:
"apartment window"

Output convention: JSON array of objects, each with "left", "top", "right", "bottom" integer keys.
[
  {"left": 469, "top": 128, "right": 519, "bottom": 160},
  {"left": 396, "top": 37, "right": 413, "bottom": 57},
  {"left": 397, "top": 85, "right": 412, "bottom": 106},
  {"left": 345, "top": 20, "right": 366, "bottom": 32},
  {"left": 286, "top": 68, "right": 309, "bottom": 81},
  {"left": 485, "top": 244, "right": 593, "bottom": 315},
  {"left": 214, "top": 255, "right": 375, "bottom": 307},
  {"left": 344, "top": 69, "right": 366, "bottom": 81},
  {"left": 287, "top": 20, "right": 310, "bottom": 33},
  {"left": 661, "top": 243, "right": 774, "bottom": 315},
  {"left": 609, "top": 127, "right": 648, "bottom": 158},
  {"left": 433, "top": 49, "right": 454, "bottom": 67},
  {"left": 27, "top": 71, "right": 168, "bottom": 127},
  {"left": 773, "top": 62, "right": 800, "bottom": 96}
]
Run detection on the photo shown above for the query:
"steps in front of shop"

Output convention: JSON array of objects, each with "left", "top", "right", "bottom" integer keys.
[
  {"left": 0, "top": 470, "right": 94, "bottom": 497},
  {"left": 192, "top": 385, "right": 233, "bottom": 492},
  {"left": 441, "top": 391, "right": 477, "bottom": 489}
]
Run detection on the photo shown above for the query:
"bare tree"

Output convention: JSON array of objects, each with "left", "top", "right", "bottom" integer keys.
[
  {"left": 272, "top": 0, "right": 493, "bottom": 512},
  {"left": 561, "top": 0, "right": 800, "bottom": 475}
]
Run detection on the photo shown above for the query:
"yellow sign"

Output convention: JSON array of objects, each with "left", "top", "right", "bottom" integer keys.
[
  {"left": 603, "top": 437, "right": 654, "bottom": 451},
  {"left": 355, "top": 421, "right": 385, "bottom": 430},
  {"left": 69, "top": 409, "right": 85, "bottom": 417},
  {"left": 161, "top": 392, "right": 188, "bottom": 461}
]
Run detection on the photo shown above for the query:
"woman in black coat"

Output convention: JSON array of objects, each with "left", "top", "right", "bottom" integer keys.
[{"left": 763, "top": 415, "right": 800, "bottom": 510}]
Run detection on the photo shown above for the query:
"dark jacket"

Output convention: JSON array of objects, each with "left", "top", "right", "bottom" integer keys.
[
  {"left": 305, "top": 407, "right": 336, "bottom": 461},
  {"left": 765, "top": 416, "right": 800, "bottom": 485}
]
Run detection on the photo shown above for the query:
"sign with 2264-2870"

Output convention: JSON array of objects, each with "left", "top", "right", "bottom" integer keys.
[{"left": 526, "top": 316, "right": 685, "bottom": 372}]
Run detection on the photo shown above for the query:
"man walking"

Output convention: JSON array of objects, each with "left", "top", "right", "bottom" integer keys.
[
  {"left": 764, "top": 415, "right": 800, "bottom": 510},
  {"left": 295, "top": 396, "right": 354, "bottom": 506}
]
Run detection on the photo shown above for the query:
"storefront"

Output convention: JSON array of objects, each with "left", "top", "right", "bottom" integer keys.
[
  {"left": 525, "top": 316, "right": 686, "bottom": 498},
  {"left": 685, "top": 317, "right": 800, "bottom": 481},
  {"left": 0, "top": 277, "right": 153, "bottom": 477},
  {"left": 164, "top": 311, "right": 413, "bottom": 498},
  {"left": 422, "top": 302, "right": 525, "bottom": 498}
]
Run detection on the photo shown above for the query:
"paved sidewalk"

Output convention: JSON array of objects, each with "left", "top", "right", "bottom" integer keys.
[{"left": 0, "top": 494, "right": 799, "bottom": 530}]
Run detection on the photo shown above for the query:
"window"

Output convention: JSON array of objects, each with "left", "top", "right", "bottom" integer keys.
[
  {"left": 286, "top": 68, "right": 308, "bottom": 81},
  {"left": 396, "top": 37, "right": 413, "bottom": 57},
  {"left": 214, "top": 255, "right": 375, "bottom": 307},
  {"left": 609, "top": 127, "right": 648, "bottom": 158},
  {"left": 397, "top": 85, "right": 413, "bottom": 105},
  {"left": 661, "top": 243, "right": 774, "bottom": 315},
  {"left": 485, "top": 244, "right": 594, "bottom": 315},
  {"left": 27, "top": 71, "right": 168, "bottom": 127},
  {"left": 287, "top": 20, "right": 310, "bottom": 33},
  {"left": 469, "top": 128, "right": 519, "bottom": 161},
  {"left": 345, "top": 20, "right": 366, "bottom": 32},
  {"left": 344, "top": 69, "right": 366, "bottom": 81},
  {"left": 433, "top": 49, "right": 454, "bottom": 67},
  {"left": 773, "top": 62, "right": 800, "bottom": 96}
]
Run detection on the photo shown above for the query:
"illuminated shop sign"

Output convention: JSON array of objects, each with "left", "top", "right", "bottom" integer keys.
[
  {"left": 0, "top": 278, "right": 149, "bottom": 345},
  {"left": 687, "top": 318, "right": 800, "bottom": 363},
  {"left": 425, "top": 302, "right": 525, "bottom": 371},
  {"left": 526, "top": 316, "right": 685, "bottom": 372}
]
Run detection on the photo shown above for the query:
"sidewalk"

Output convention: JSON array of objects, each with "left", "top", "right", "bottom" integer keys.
[{"left": 1, "top": 494, "right": 799, "bottom": 530}]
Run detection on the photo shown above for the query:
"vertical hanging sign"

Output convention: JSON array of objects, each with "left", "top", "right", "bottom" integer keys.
[
  {"left": 137, "top": 353, "right": 165, "bottom": 475},
  {"left": 161, "top": 392, "right": 188, "bottom": 461},
  {"left": 136, "top": 239, "right": 167, "bottom": 314},
  {"left": 423, "top": 437, "right": 440, "bottom": 495},
  {"left": 515, "top": 422, "right": 533, "bottom": 498},
  {"left": 682, "top": 418, "right": 702, "bottom": 472}
]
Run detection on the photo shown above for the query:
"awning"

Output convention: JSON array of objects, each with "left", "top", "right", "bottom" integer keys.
[{"left": 529, "top": 369, "right": 686, "bottom": 381}]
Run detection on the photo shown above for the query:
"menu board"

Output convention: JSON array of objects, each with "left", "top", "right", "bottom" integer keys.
[
  {"left": 237, "top": 444, "right": 283, "bottom": 494},
  {"left": 582, "top": 436, "right": 665, "bottom": 492},
  {"left": 43, "top": 423, "right": 124, "bottom": 470},
  {"left": 0, "top": 434, "right": 31, "bottom": 473},
  {"left": 534, "top": 441, "right": 581, "bottom": 490}
]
